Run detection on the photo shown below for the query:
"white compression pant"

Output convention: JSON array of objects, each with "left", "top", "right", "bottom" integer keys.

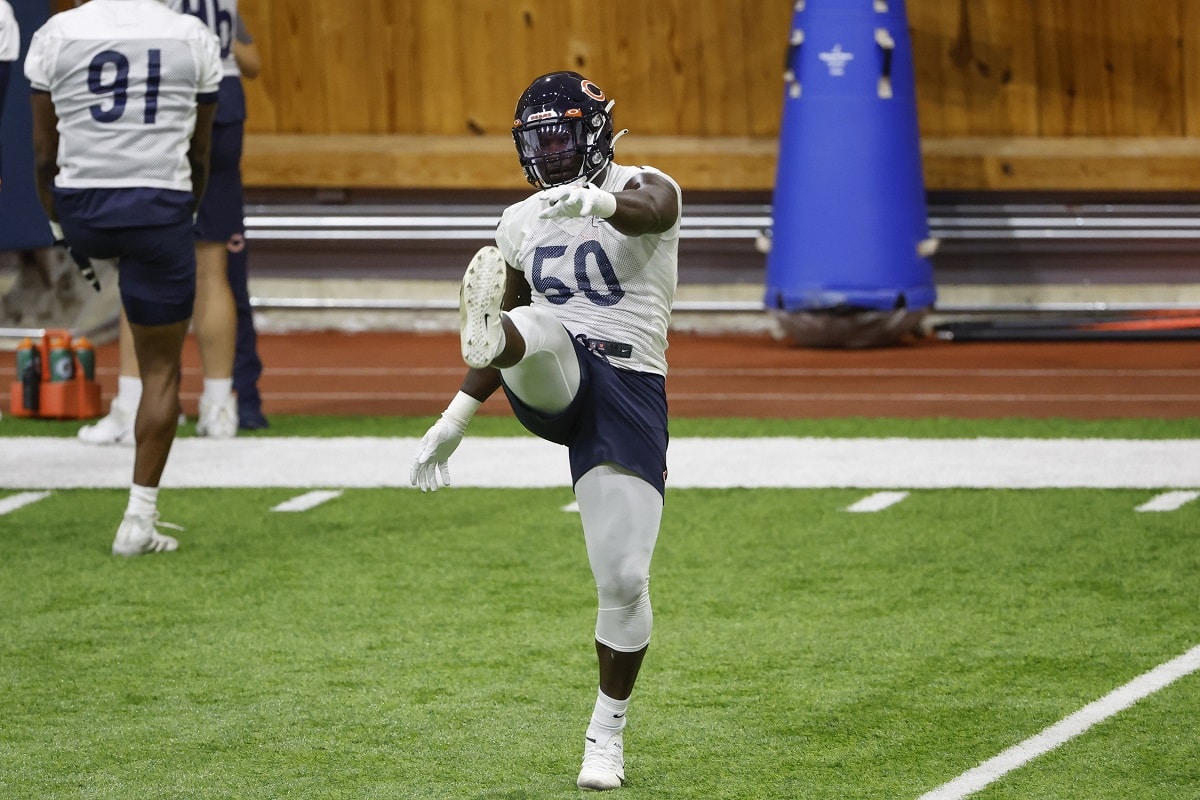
[
  {"left": 499, "top": 305, "right": 580, "bottom": 414},
  {"left": 575, "top": 463, "right": 663, "bottom": 652},
  {"left": 502, "top": 306, "right": 662, "bottom": 651}
]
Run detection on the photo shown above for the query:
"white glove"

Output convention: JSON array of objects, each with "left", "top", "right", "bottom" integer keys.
[
  {"left": 538, "top": 184, "right": 617, "bottom": 220},
  {"left": 410, "top": 391, "right": 482, "bottom": 492}
]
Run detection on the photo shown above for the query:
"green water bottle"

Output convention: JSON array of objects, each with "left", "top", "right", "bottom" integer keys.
[
  {"left": 49, "top": 336, "right": 75, "bottom": 382},
  {"left": 74, "top": 337, "right": 96, "bottom": 381},
  {"left": 15, "top": 338, "right": 33, "bottom": 381}
]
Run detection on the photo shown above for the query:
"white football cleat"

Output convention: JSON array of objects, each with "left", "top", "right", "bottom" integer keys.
[
  {"left": 577, "top": 733, "right": 625, "bottom": 791},
  {"left": 111, "top": 512, "right": 180, "bottom": 557},
  {"left": 459, "top": 245, "right": 507, "bottom": 369},
  {"left": 196, "top": 395, "right": 238, "bottom": 439},
  {"left": 78, "top": 403, "right": 135, "bottom": 446}
]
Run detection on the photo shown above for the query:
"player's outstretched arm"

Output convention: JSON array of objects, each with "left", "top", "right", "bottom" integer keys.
[
  {"left": 606, "top": 171, "right": 679, "bottom": 236},
  {"left": 537, "top": 171, "right": 679, "bottom": 237}
]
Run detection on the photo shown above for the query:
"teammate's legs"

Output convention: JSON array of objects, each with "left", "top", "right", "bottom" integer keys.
[
  {"left": 192, "top": 119, "right": 243, "bottom": 436},
  {"left": 129, "top": 318, "right": 190, "bottom": 487},
  {"left": 495, "top": 305, "right": 580, "bottom": 414},
  {"left": 191, "top": 240, "right": 238, "bottom": 435},
  {"left": 107, "top": 218, "right": 196, "bottom": 557},
  {"left": 193, "top": 239, "right": 236, "bottom": 382},
  {"left": 226, "top": 238, "right": 267, "bottom": 427}
]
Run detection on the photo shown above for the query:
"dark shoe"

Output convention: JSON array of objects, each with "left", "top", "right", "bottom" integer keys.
[{"left": 239, "top": 407, "right": 270, "bottom": 430}]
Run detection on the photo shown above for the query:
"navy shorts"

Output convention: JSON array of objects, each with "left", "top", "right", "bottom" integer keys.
[
  {"left": 55, "top": 188, "right": 196, "bottom": 326},
  {"left": 503, "top": 337, "right": 669, "bottom": 496},
  {"left": 194, "top": 119, "right": 245, "bottom": 243}
]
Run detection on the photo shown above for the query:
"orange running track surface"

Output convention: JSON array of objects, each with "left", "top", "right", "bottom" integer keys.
[{"left": 3, "top": 331, "right": 1197, "bottom": 420}]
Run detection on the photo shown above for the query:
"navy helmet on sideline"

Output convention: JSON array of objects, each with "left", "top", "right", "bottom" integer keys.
[{"left": 512, "top": 71, "right": 625, "bottom": 190}]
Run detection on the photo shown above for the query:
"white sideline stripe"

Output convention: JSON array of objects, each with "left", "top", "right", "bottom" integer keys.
[
  {"left": 846, "top": 491, "right": 909, "bottom": 512},
  {"left": 1135, "top": 490, "right": 1200, "bottom": 512},
  {"left": 0, "top": 491, "right": 52, "bottom": 515},
  {"left": 2, "top": 437, "right": 1200, "bottom": 489},
  {"left": 918, "top": 644, "right": 1200, "bottom": 800},
  {"left": 561, "top": 501, "right": 580, "bottom": 513},
  {"left": 271, "top": 490, "right": 344, "bottom": 513}
]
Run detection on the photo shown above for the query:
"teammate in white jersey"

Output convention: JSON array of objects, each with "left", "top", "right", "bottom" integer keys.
[
  {"left": 26, "top": 0, "right": 221, "bottom": 556},
  {"left": 0, "top": 0, "right": 18, "bottom": 191},
  {"left": 411, "top": 71, "right": 681, "bottom": 791},
  {"left": 80, "top": 2, "right": 267, "bottom": 446}
]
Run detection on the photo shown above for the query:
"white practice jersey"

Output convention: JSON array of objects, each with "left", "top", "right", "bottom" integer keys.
[
  {"left": 166, "top": 0, "right": 240, "bottom": 78},
  {"left": 0, "top": 0, "right": 17, "bottom": 63},
  {"left": 496, "top": 163, "right": 682, "bottom": 376},
  {"left": 25, "top": 0, "right": 222, "bottom": 191}
]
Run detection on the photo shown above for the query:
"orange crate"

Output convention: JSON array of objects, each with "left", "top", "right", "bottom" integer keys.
[{"left": 9, "top": 377, "right": 102, "bottom": 419}]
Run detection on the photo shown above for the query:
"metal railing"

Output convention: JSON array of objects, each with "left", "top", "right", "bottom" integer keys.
[{"left": 242, "top": 199, "right": 1200, "bottom": 314}]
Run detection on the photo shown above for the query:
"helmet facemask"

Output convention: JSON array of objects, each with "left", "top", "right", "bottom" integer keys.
[{"left": 514, "top": 108, "right": 612, "bottom": 189}]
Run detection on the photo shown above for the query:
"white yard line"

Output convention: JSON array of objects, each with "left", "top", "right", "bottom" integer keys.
[
  {"left": 2, "top": 437, "right": 1199, "bottom": 489},
  {"left": 918, "top": 644, "right": 1200, "bottom": 800},
  {"left": 1135, "top": 490, "right": 1200, "bottom": 512},
  {"left": 270, "top": 490, "right": 344, "bottom": 513},
  {"left": 845, "top": 491, "right": 909, "bottom": 512},
  {"left": 0, "top": 491, "right": 52, "bottom": 516}
]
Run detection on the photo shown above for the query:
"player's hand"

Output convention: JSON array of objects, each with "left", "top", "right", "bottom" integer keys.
[
  {"left": 538, "top": 184, "right": 617, "bottom": 220},
  {"left": 410, "top": 417, "right": 466, "bottom": 492},
  {"left": 49, "top": 221, "right": 101, "bottom": 292}
]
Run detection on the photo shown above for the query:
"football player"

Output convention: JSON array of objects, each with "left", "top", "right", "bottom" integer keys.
[
  {"left": 168, "top": 0, "right": 266, "bottom": 434},
  {"left": 27, "top": 0, "right": 221, "bottom": 555},
  {"left": 78, "top": 1, "right": 266, "bottom": 445},
  {"left": 411, "top": 71, "right": 681, "bottom": 791}
]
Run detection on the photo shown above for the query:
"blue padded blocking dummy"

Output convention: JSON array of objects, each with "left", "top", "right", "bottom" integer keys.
[{"left": 764, "top": 0, "right": 935, "bottom": 314}]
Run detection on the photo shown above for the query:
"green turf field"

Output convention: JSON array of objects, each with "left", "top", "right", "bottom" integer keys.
[{"left": 1, "top": 417, "right": 1197, "bottom": 799}]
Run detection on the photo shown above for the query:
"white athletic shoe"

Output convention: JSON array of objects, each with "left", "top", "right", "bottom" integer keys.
[
  {"left": 196, "top": 395, "right": 238, "bottom": 439},
  {"left": 78, "top": 403, "right": 135, "bottom": 446},
  {"left": 111, "top": 512, "right": 181, "bottom": 557},
  {"left": 577, "top": 733, "right": 625, "bottom": 791},
  {"left": 459, "top": 245, "right": 507, "bottom": 369}
]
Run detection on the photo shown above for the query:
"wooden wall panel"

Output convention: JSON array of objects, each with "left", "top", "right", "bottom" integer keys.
[
  {"left": 39, "top": 0, "right": 1200, "bottom": 145},
  {"left": 910, "top": 0, "right": 1043, "bottom": 136},
  {"left": 240, "top": 1, "right": 1197, "bottom": 139},
  {"left": 239, "top": 0, "right": 791, "bottom": 139},
  {"left": 1031, "top": 0, "right": 1184, "bottom": 136},
  {"left": 227, "top": 0, "right": 1200, "bottom": 190},
  {"left": 1183, "top": 0, "right": 1200, "bottom": 136}
]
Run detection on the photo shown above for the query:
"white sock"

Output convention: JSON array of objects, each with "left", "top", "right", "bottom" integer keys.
[
  {"left": 125, "top": 484, "right": 158, "bottom": 517},
  {"left": 114, "top": 376, "right": 143, "bottom": 413},
  {"left": 202, "top": 378, "right": 233, "bottom": 404},
  {"left": 586, "top": 690, "right": 629, "bottom": 747}
]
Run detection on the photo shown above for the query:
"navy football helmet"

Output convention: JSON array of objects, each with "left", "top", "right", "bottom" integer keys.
[{"left": 512, "top": 71, "right": 622, "bottom": 190}]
